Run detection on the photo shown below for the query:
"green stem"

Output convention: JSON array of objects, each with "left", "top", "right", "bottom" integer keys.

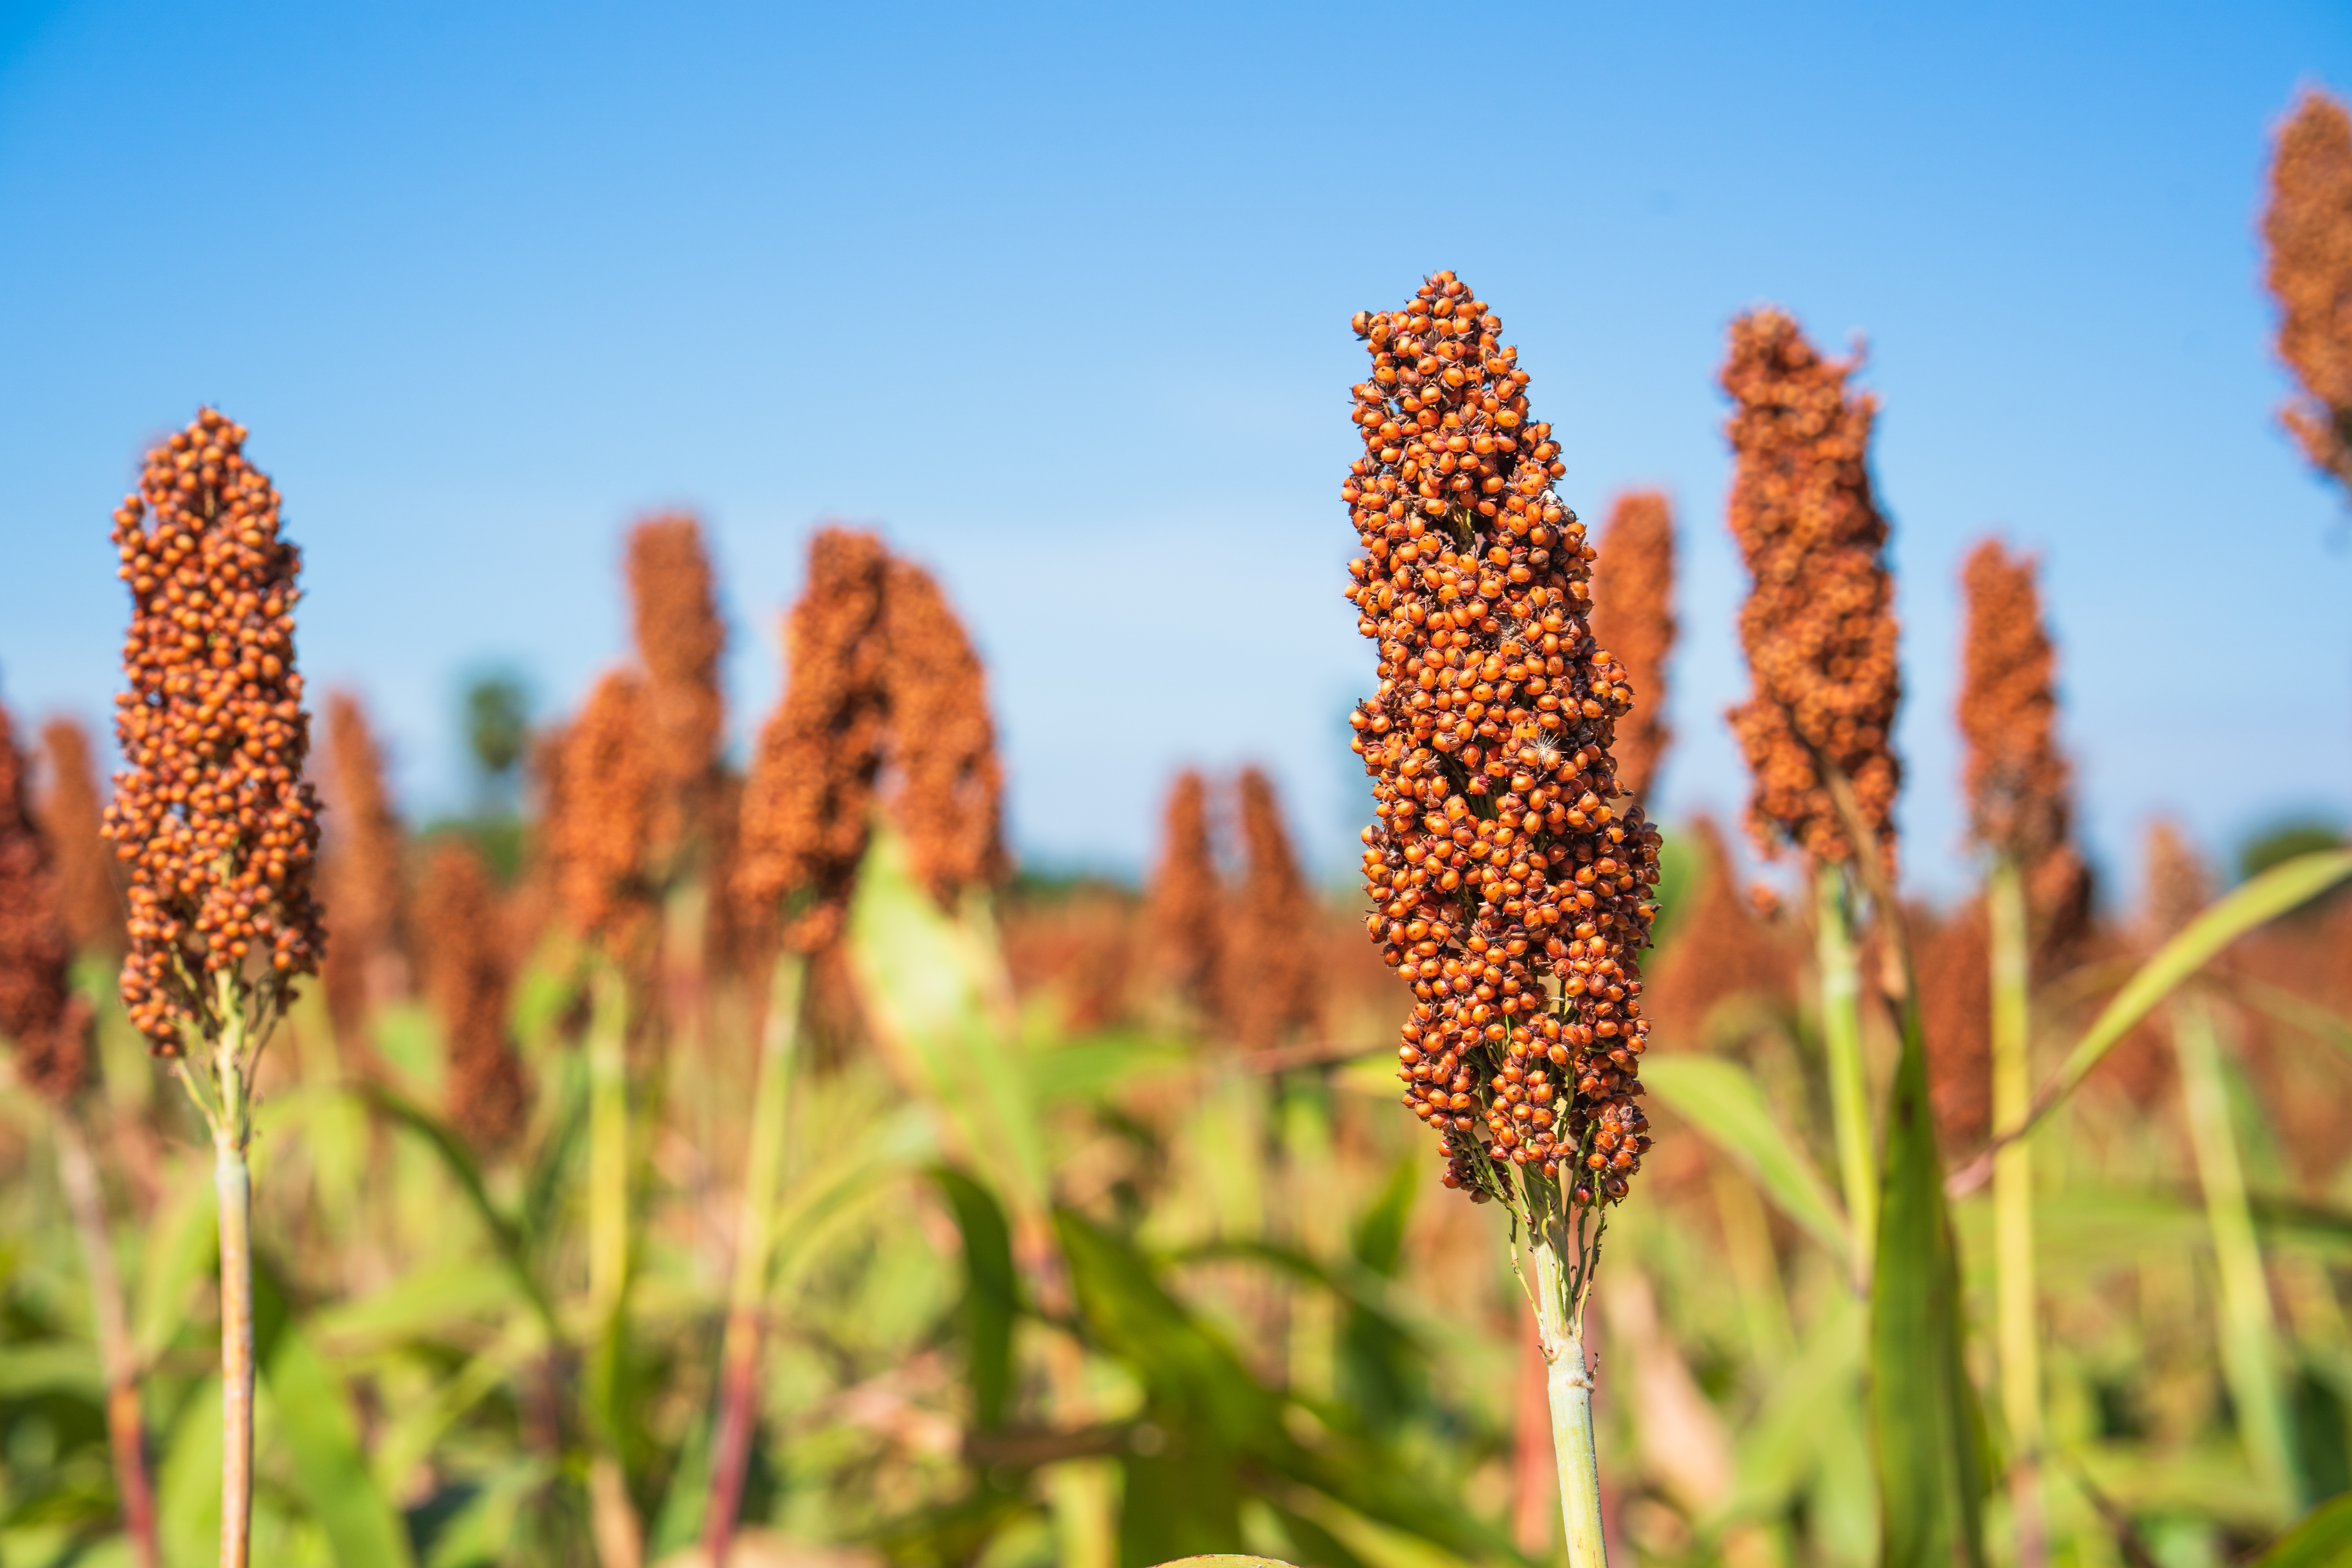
[
  {"left": 55, "top": 1112, "right": 159, "bottom": 1568},
  {"left": 1530, "top": 1213, "right": 1607, "bottom": 1568},
  {"left": 1815, "top": 866, "right": 1876, "bottom": 1285},
  {"left": 1986, "top": 855, "right": 2044, "bottom": 1566},
  {"left": 701, "top": 953, "right": 806, "bottom": 1568},
  {"left": 2175, "top": 997, "right": 2300, "bottom": 1511},
  {"left": 583, "top": 959, "right": 642, "bottom": 1567},
  {"left": 213, "top": 1027, "right": 254, "bottom": 1568}
]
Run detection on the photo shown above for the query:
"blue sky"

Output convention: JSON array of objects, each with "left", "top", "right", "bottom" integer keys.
[{"left": 2, "top": 0, "right": 2348, "bottom": 905}]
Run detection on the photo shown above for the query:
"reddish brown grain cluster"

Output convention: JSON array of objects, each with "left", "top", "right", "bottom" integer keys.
[
  {"left": 1146, "top": 770, "right": 1222, "bottom": 1020},
  {"left": 1342, "top": 270, "right": 1663, "bottom": 1207},
  {"left": 882, "top": 559, "right": 1007, "bottom": 906},
  {"left": 737, "top": 529, "right": 891, "bottom": 953},
  {"left": 549, "top": 671, "right": 660, "bottom": 948},
  {"left": 1721, "top": 310, "right": 1902, "bottom": 872},
  {"left": 103, "top": 409, "right": 325, "bottom": 1054},
  {"left": 323, "top": 692, "right": 408, "bottom": 1030},
  {"left": 627, "top": 515, "right": 728, "bottom": 858},
  {"left": 1229, "top": 767, "right": 1320, "bottom": 1050},
  {"left": 1588, "top": 492, "right": 1678, "bottom": 804},
  {"left": 1, "top": 706, "right": 89, "bottom": 1101},
  {"left": 37, "top": 719, "right": 125, "bottom": 958},
  {"left": 1959, "top": 539, "right": 2091, "bottom": 954},
  {"left": 2141, "top": 820, "right": 2209, "bottom": 946},
  {"left": 2264, "top": 89, "right": 2352, "bottom": 492},
  {"left": 416, "top": 840, "right": 530, "bottom": 1151}
]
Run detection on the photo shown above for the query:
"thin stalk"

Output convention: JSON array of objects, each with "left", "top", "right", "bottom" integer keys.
[
  {"left": 2174, "top": 997, "right": 2300, "bottom": 1511},
  {"left": 583, "top": 956, "right": 643, "bottom": 1568},
  {"left": 1986, "top": 856, "right": 2045, "bottom": 1566},
  {"left": 701, "top": 953, "right": 807, "bottom": 1568},
  {"left": 213, "top": 1020, "right": 255, "bottom": 1568},
  {"left": 54, "top": 1112, "right": 159, "bottom": 1568},
  {"left": 1530, "top": 1207, "right": 1606, "bottom": 1568},
  {"left": 1815, "top": 866, "right": 1877, "bottom": 1285}
]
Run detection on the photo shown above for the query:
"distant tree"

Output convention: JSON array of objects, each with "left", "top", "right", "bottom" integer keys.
[{"left": 463, "top": 671, "right": 531, "bottom": 809}]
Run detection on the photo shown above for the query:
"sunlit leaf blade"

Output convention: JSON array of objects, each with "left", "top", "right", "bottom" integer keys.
[
  {"left": 2251, "top": 1491, "right": 2352, "bottom": 1567},
  {"left": 933, "top": 1165, "right": 1019, "bottom": 1431},
  {"left": 1644, "top": 1054, "right": 1850, "bottom": 1260},
  {"left": 255, "top": 1263, "right": 418, "bottom": 1568},
  {"left": 1871, "top": 1011, "right": 1989, "bottom": 1568},
  {"left": 2034, "top": 849, "right": 2352, "bottom": 1131}
]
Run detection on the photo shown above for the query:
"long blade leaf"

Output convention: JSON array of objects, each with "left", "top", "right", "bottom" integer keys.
[{"left": 1644, "top": 1054, "right": 1850, "bottom": 1259}]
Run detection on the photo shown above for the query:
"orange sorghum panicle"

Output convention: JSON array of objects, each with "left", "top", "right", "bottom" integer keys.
[
  {"left": 626, "top": 514, "right": 727, "bottom": 858},
  {"left": 737, "top": 528, "right": 891, "bottom": 953},
  {"left": 550, "top": 670, "right": 660, "bottom": 948},
  {"left": 1229, "top": 768, "right": 1320, "bottom": 1051},
  {"left": 1147, "top": 769, "right": 1223, "bottom": 1025},
  {"left": 1342, "top": 270, "right": 1662, "bottom": 1207},
  {"left": 882, "top": 557, "right": 1007, "bottom": 906},
  {"left": 2264, "top": 88, "right": 2352, "bottom": 491},
  {"left": 1720, "top": 309, "right": 1902, "bottom": 873},
  {"left": 416, "top": 839, "right": 530, "bottom": 1151},
  {"left": 1588, "top": 491, "right": 1677, "bottom": 804},
  {"left": 102, "top": 408, "right": 325, "bottom": 1055},
  {"left": 2141, "top": 820, "right": 2210, "bottom": 947},
  {"left": 1, "top": 704, "right": 90, "bottom": 1100},
  {"left": 36, "top": 718, "right": 126, "bottom": 959},
  {"left": 1958, "top": 538, "right": 2091, "bottom": 958},
  {"left": 324, "top": 691, "right": 408, "bottom": 978}
]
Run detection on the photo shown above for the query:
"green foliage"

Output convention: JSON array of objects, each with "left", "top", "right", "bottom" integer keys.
[{"left": 1644, "top": 1054, "right": 1849, "bottom": 1259}]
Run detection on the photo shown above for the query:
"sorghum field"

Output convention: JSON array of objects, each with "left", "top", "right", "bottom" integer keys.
[{"left": 1, "top": 48, "right": 2350, "bottom": 1568}]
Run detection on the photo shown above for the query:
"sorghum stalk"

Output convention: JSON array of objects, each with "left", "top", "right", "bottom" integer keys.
[
  {"left": 1344, "top": 272, "right": 1664, "bottom": 1568},
  {"left": 702, "top": 953, "right": 806, "bottom": 1568},
  {"left": 1960, "top": 535, "right": 2083, "bottom": 1564},
  {"left": 102, "top": 410, "right": 325, "bottom": 1568},
  {"left": 2176, "top": 996, "right": 2301, "bottom": 1511},
  {"left": 1986, "top": 853, "right": 2042, "bottom": 1561},
  {"left": 1814, "top": 867, "right": 1876, "bottom": 1284},
  {"left": 4, "top": 706, "right": 155, "bottom": 1568},
  {"left": 713, "top": 528, "right": 890, "bottom": 1566}
]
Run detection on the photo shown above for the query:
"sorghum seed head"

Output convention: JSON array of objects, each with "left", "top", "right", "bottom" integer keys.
[
  {"left": 0, "top": 704, "right": 90, "bottom": 1101},
  {"left": 1344, "top": 270, "right": 1662, "bottom": 1206},
  {"left": 36, "top": 718, "right": 126, "bottom": 959},
  {"left": 626, "top": 514, "right": 728, "bottom": 859},
  {"left": 416, "top": 838, "right": 530, "bottom": 1152},
  {"left": 2263, "top": 88, "right": 2352, "bottom": 494},
  {"left": 881, "top": 557, "right": 1007, "bottom": 906},
  {"left": 737, "top": 528, "right": 891, "bottom": 954},
  {"left": 549, "top": 670, "right": 660, "bottom": 949},
  {"left": 1227, "top": 767, "right": 1319, "bottom": 1051},
  {"left": 103, "top": 408, "right": 325, "bottom": 1054},
  {"left": 1147, "top": 769, "right": 1222, "bottom": 1022},
  {"left": 1720, "top": 309, "right": 1902, "bottom": 873},
  {"left": 1588, "top": 491, "right": 1677, "bottom": 804}
]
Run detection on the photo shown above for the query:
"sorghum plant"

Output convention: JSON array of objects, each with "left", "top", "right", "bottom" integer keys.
[
  {"left": 1342, "top": 269, "right": 1662, "bottom": 1566},
  {"left": 102, "top": 408, "right": 325, "bottom": 1568},
  {"left": 1588, "top": 491, "right": 1677, "bottom": 806},
  {"left": 2264, "top": 87, "right": 2352, "bottom": 498},
  {"left": 1145, "top": 769, "right": 1222, "bottom": 1029}
]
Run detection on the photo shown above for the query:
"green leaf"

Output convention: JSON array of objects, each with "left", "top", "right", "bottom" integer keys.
[
  {"left": 1871, "top": 1007, "right": 1989, "bottom": 1568},
  {"left": 933, "top": 1165, "right": 1018, "bottom": 1431},
  {"left": 361, "top": 1084, "right": 559, "bottom": 1338},
  {"left": 255, "top": 1265, "right": 419, "bottom": 1568},
  {"left": 2033, "top": 848, "right": 2352, "bottom": 1131},
  {"left": 1644, "top": 1054, "right": 1850, "bottom": 1259},
  {"left": 156, "top": 1376, "right": 223, "bottom": 1568},
  {"left": 133, "top": 1166, "right": 218, "bottom": 1361},
  {"left": 2252, "top": 1491, "right": 2352, "bottom": 1567},
  {"left": 1717, "top": 1290, "right": 1866, "bottom": 1523},
  {"left": 0, "top": 1340, "right": 102, "bottom": 1400}
]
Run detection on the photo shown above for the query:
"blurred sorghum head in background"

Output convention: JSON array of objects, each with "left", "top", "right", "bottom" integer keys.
[
  {"left": 416, "top": 839, "right": 530, "bottom": 1152},
  {"left": 103, "top": 408, "right": 324, "bottom": 1054},
  {"left": 0, "top": 704, "right": 90, "bottom": 1102},
  {"left": 1228, "top": 767, "right": 1319, "bottom": 1051},
  {"left": 1721, "top": 308, "right": 1902, "bottom": 874},
  {"left": 1147, "top": 769, "right": 1222, "bottom": 1025},
  {"left": 2265, "top": 87, "right": 2352, "bottom": 494},
  {"left": 1588, "top": 490, "right": 1678, "bottom": 805},
  {"left": 737, "top": 527, "right": 891, "bottom": 955},
  {"left": 1343, "top": 270, "right": 1662, "bottom": 1207},
  {"left": 627, "top": 514, "right": 728, "bottom": 860},
  {"left": 550, "top": 670, "right": 660, "bottom": 951},
  {"left": 881, "top": 557, "right": 1007, "bottom": 907},
  {"left": 36, "top": 717, "right": 125, "bottom": 960}
]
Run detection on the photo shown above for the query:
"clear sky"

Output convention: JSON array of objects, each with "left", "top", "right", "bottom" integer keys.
[{"left": 3, "top": 0, "right": 2348, "bottom": 906}]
